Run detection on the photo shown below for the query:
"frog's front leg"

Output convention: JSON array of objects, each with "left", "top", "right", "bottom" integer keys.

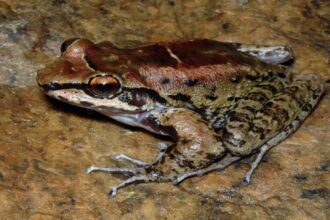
[
  {"left": 224, "top": 74, "right": 324, "bottom": 183},
  {"left": 87, "top": 108, "right": 229, "bottom": 196}
]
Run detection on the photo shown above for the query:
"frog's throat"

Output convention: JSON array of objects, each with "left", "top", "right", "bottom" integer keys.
[{"left": 97, "top": 105, "right": 178, "bottom": 138}]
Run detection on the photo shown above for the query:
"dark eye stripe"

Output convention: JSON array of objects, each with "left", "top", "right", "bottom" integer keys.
[
  {"left": 40, "top": 82, "right": 88, "bottom": 92},
  {"left": 40, "top": 82, "right": 168, "bottom": 104}
]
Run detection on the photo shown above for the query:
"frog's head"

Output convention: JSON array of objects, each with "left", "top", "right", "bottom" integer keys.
[{"left": 37, "top": 38, "right": 167, "bottom": 120}]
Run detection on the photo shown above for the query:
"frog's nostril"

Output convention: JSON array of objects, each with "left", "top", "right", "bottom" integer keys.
[{"left": 61, "top": 38, "right": 80, "bottom": 54}]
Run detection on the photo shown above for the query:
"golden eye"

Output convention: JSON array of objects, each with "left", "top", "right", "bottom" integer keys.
[{"left": 87, "top": 75, "right": 121, "bottom": 98}]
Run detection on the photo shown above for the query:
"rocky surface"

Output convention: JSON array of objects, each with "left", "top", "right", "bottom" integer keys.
[{"left": 0, "top": 0, "right": 329, "bottom": 219}]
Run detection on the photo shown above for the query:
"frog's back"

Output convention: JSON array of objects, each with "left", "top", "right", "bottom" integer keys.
[
  {"left": 124, "top": 39, "right": 288, "bottom": 109},
  {"left": 37, "top": 38, "right": 288, "bottom": 111},
  {"left": 90, "top": 39, "right": 287, "bottom": 94}
]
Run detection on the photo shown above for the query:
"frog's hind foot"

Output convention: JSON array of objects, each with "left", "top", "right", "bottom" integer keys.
[
  {"left": 173, "top": 155, "right": 241, "bottom": 184},
  {"left": 236, "top": 44, "right": 293, "bottom": 65},
  {"left": 86, "top": 164, "right": 160, "bottom": 197},
  {"left": 111, "top": 143, "right": 169, "bottom": 168}
]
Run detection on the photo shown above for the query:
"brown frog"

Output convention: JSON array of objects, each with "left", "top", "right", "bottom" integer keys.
[{"left": 36, "top": 38, "right": 324, "bottom": 196}]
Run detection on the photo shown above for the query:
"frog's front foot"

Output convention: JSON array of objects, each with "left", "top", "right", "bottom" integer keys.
[
  {"left": 86, "top": 164, "right": 161, "bottom": 197},
  {"left": 85, "top": 143, "right": 170, "bottom": 197}
]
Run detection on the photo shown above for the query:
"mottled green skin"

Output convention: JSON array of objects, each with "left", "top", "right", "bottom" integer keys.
[
  {"left": 149, "top": 75, "right": 324, "bottom": 179},
  {"left": 223, "top": 75, "right": 324, "bottom": 156}
]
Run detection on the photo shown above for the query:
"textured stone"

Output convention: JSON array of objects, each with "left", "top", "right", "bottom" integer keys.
[{"left": 0, "top": 0, "right": 329, "bottom": 219}]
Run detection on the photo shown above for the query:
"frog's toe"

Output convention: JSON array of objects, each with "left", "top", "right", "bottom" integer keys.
[
  {"left": 107, "top": 174, "right": 154, "bottom": 197},
  {"left": 86, "top": 164, "right": 139, "bottom": 175},
  {"left": 110, "top": 143, "right": 170, "bottom": 168},
  {"left": 111, "top": 153, "right": 149, "bottom": 167}
]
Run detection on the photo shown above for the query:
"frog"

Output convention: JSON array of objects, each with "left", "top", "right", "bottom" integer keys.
[{"left": 36, "top": 38, "right": 324, "bottom": 196}]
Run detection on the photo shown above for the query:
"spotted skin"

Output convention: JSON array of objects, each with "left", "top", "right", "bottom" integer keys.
[{"left": 224, "top": 74, "right": 324, "bottom": 156}]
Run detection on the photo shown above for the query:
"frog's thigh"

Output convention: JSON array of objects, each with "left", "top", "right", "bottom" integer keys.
[
  {"left": 161, "top": 108, "right": 226, "bottom": 163},
  {"left": 236, "top": 44, "right": 293, "bottom": 64},
  {"left": 224, "top": 74, "right": 324, "bottom": 156},
  {"left": 223, "top": 78, "right": 285, "bottom": 155}
]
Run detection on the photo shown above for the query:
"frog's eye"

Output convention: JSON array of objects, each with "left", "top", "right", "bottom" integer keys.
[{"left": 87, "top": 75, "right": 121, "bottom": 98}]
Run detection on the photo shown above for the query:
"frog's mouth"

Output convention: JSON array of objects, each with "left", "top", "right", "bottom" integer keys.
[
  {"left": 42, "top": 84, "right": 167, "bottom": 115},
  {"left": 46, "top": 87, "right": 173, "bottom": 136},
  {"left": 44, "top": 88, "right": 142, "bottom": 111},
  {"left": 38, "top": 79, "right": 175, "bottom": 136}
]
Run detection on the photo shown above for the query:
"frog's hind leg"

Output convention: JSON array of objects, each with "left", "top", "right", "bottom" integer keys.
[
  {"left": 243, "top": 117, "right": 301, "bottom": 184},
  {"left": 111, "top": 143, "right": 170, "bottom": 167},
  {"left": 224, "top": 74, "right": 324, "bottom": 183},
  {"left": 243, "top": 75, "right": 324, "bottom": 183},
  {"left": 236, "top": 44, "right": 293, "bottom": 64},
  {"left": 243, "top": 116, "right": 300, "bottom": 185}
]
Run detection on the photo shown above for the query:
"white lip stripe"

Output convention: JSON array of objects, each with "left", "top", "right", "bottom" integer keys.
[
  {"left": 166, "top": 47, "right": 182, "bottom": 63},
  {"left": 48, "top": 90, "right": 140, "bottom": 111}
]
